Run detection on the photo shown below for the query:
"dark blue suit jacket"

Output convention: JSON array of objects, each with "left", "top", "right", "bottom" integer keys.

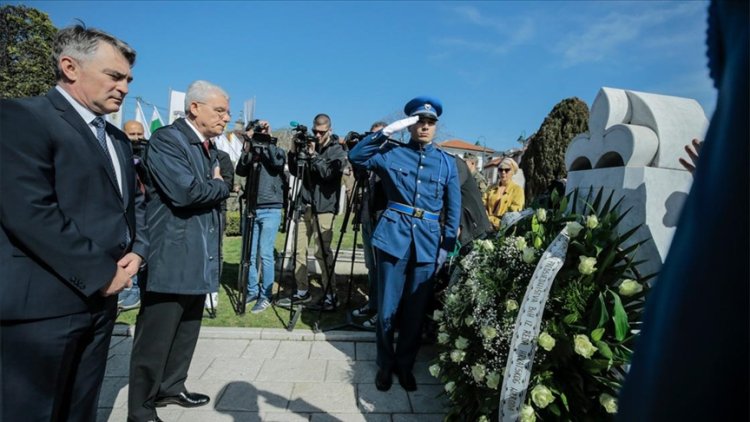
[{"left": 0, "top": 88, "right": 148, "bottom": 320}]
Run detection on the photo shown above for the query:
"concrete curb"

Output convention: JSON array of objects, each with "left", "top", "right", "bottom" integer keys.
[{"left": 113, "top": 324, "right": 376, "bottom": 342}]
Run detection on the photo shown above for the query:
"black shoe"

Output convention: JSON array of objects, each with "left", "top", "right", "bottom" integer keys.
[
  {"left": 275, "top": 291, "right": 312, "bottom": 307},
  {"left": 318, "top": 294, "right": 339, "bottom": 312},
  {"left": 351, "top": 303, "right": 373, "bottom": 317},
  {"left": 154, "top": 391, "right": 210, "bottom": 408},
  {"left": 395, "top": 368, "right": 417, "bottom": 391},
  {"left": 375, "top": 368, "right": 392, "bottom": 391}
]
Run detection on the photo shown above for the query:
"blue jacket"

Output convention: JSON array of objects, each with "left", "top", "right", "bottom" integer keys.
[
  {"left": 143, "top": 118, "right": 229, "bottom": 294},
  {"left": 349, "top": 133, "right": 460, "bottom": 263}
]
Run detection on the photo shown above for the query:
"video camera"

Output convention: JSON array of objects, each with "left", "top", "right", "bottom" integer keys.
[
  {"left": 290, "top": 122, "right": 317, "bottom": 150},
  {"left": 343, "top": 131, "right": 373, "bottom": 150},
  {"left": 241, "top": 119, "right": 277, "bottom": 148},
  {"left": 131, "top": 139, "right": 147, "bottom": 158}
]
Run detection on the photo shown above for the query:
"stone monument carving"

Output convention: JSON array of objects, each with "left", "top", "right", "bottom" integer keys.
[{"left": 564, "top": 87, "right": 708, "bottom": 277}]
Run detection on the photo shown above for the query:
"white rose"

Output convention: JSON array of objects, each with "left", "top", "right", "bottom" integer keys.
[
  {"left": 537, "top": 332, "right": 556, "bottom": 351},
  {"left": 520, "top": 404, "right": 537, "bottom": 422},
  {"left": 536, "top": 208, "right": 547, "bottom": 222},
  {"left": 530, "top": 384, "right": 555, "bottom": 409},
  {"left": 578, "top": 256, "right": 597, "bottom": 275},
  {"left": 445, "top": 381, "right": 456, "bottom": 393},
  {"left": 586, "top": 215, "right": 599, "bottom": 229},
  {"left": 437, "top": 332, "right": 450, "bottom": 344},
  {"left": 514, "top": 236, "right": 527, "bottom": 251},
  {"left": 505, "top": 299, "right": 519, "bottom": 312},
  {"left": 566, "top": 221, "right": 584, "bottom": 238},
  {"left": 480, "top": 326, "right": 498, "bottom": 340},
  {"left": 454, "top": 336, "right": 469, "bottom": 350},
  {"left": 464, "top": 316, "right": 475, "bottom": 326},
  {"left": 618, "top": 279, "right": 643, "bottom": 297},
  {"left": 432, "top": 310, "right": 443, "bottom": 320},
  {"left": 522, "top": 247, "right": 536, "bottom": 264},
  {"left": 486, "top": 372, "right": 501, "bottom": 390},
  {"left": 599, "top": 393, "right": 618, "bottom": 414},
  {"left": 471, "top": 364, "right": 486, "bottom": 382},
  {"left": 429, "top": 363, "right": 441, "bottom": 378},
  {"left": 450, "top": 349, "right": 466, "bottom": 362},
  {"left": 573, "top": 334, "right": 598, "bottom": 359}
]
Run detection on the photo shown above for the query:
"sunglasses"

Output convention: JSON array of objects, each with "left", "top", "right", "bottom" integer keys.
[
  {"left": 499, "top": 167, "right": 512, "bottom": 173},
  {"left": 312, "top": 129, "right": 329, "bottom": 136}
]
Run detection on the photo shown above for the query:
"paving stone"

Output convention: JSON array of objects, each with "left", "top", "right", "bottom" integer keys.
[
  {"left": 98, "top": 377, "right": 129, "bottom": 408},
  {"left": 311, "top": 413, "right": 390, "bottom": 422},
  {"left": 325, "top": 360, "right": 378, "bottom": 384},
  {"left": 187, "top": 355, "right": 215, "bottom": 379},
  {"left": 176, "top": 409, "right": 262, "bottom": 421},
  {"left": 355, "top": 342, "right": 377, "bottom": 361},
  {"left": 315, "top": 331, "right": 375, "bottom": 342},
  {"left": 392, "top": 413, "right": 445, "bottom": 422},
  {"left": 357, "top": 383, "right": 411, "bottom": 413},
  {"left": 215, "top": 381, "right": 294, "bottom": 413},
  {"left": 242, "top": 339, "right": 281, "bottom": 359},
  {"left": 412, "top": 361, "right": 441, "bottom": 385},
  {"left": 415, "top": 344, "right": 439, "bottom": 362},
  {"left": 97, "top": 407, "right": 184, "bottom": 421},
  {"left": 104, "top": 353, "right": 131, "bottom": 377},
  {"left": 275, "top": 341, "right": 312, "bottom": 360},
  {"left": 407, "top": 384, "right": 449, "bottom": 413},
  {"left": 289, "top": 383, "right": 359, "bottom": 413},
  {"left": 260, "top": 411, "right": 312, "bottom": 421},
  {"left": 108, "top": 336, "right": 132, "bottom": 356},
  {"left": 200, "top": 357, "right": 263, "bottom": 381},
  {"left": 261, "top": 329, "right": 316, "bottom": 341},
  {"left": 309, "top": 341, "right": 355, "bottom": 361},
  {"left": 192, "top": 339, "right": 250, "bottom": 358},
  {"left": 257, "top": 359, "right": 326, "bottom": 382}
]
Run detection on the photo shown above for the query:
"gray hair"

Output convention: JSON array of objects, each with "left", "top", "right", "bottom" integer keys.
[
  {"left": 54, "top": 24, "right": 136, "bottom": 81},
  {"left": 184, "top": 80, "right": 229, "bottom": 112}
]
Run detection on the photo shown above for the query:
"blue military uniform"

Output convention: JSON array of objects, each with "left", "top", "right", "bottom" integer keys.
[{"left": 349, "top": 97, "right": 460, "bottom": 381}]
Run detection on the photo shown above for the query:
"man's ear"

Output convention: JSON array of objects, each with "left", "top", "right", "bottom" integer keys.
[{"left": 59, "top": 56, "right": 79, "bottom": 82}]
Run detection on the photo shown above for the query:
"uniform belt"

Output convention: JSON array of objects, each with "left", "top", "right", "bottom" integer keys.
[{"left": 387, "top": 201, "right": 440, "bottom": 221}]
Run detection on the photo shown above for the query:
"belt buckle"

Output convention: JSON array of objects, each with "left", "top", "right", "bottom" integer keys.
[{"left": 413, "top": 208, "right": 424, "bottom": 219}]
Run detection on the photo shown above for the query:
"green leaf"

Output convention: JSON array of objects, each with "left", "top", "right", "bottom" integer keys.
[
  {"left": 547, "top": 402, "right": 562, "bottom": 417},
  {"left": 559, "top": 392, "right": 570, "bottom": 411},
  {"left": 563, "top": 313, "right": 579, "bottom": 324},
  {"left": 590, "top": 293, "right": 610, "bottom": 328},
  {"left": 591, "top": 327, "right": 605, "bottom": 342},
  {"left": 610, "top": 291, "right": 629, "bottom": 341},
  {"left": 595, "top": 340, "right": 613, "bottom": 359}
]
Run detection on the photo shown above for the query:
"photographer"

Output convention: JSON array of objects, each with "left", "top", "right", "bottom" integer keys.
[
  {"left": 235, "top": 120, "right": 286, "bottom": 314},
  {"left": 280, "top": 113, "right": 347, "bottom": 310}
]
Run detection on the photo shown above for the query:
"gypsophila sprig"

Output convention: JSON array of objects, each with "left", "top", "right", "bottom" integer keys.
[{"left": 432, "top": 188, "right": 649, "bottom": 422}]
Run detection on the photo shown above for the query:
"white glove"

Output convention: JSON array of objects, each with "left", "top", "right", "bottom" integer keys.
[{"left": 382, "top": 116, "right": 419, "bottom": 137}]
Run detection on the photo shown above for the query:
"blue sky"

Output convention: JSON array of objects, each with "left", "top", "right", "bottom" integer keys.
[{"left": 25, "top": 1, "right": 714, "bottom": 152}]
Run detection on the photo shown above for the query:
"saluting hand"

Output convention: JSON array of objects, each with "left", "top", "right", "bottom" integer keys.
[{"left": 382, "top": 116, "right": 419, "bottom": 137}]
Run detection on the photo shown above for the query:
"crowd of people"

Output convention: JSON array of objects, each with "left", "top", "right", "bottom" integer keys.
[
  {"left": 0, "top": 21, "right": 709, "bottom": 422},
  {"left": 0, "top": 23, "right": 526, "bottom": 422}
]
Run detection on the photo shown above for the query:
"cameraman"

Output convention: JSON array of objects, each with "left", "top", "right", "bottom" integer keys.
[
  {"left": 281, "top": 113, "right": 347, "bottom": 310},
  {"left": 235, "top": 120, "right": 287, "bottom": 314}
]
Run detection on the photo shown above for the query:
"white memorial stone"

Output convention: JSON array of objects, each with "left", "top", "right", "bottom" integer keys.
[{"left": 564, "top": 87, "right": 708, "bottom": 277}]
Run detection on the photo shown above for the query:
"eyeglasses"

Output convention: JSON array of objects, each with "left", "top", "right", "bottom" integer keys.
[
  {"left": 499, "top": 167, "right": 512, "bottom": 173},
  {"left": 196, "top": 102, "right": 231, "bottom": 118}
]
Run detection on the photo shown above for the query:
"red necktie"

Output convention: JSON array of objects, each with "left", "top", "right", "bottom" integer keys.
[{"left": 202, "top": 140, "right": 210, "bottom": 155}]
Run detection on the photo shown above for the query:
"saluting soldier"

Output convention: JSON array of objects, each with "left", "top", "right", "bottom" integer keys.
[{"left": 349, "top": 96, "right": 460, "bottom": 392}]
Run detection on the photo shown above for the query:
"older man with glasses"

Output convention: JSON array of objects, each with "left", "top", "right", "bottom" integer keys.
[{"left": 128, "top": 80, "right": 231, "bottom": 422}]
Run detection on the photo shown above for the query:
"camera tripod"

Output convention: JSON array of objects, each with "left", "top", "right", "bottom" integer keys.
[
  {"left": 274, "top": 147, "right": 337, "bottom": 331},
  {"left": 311, "top": 173, "right": 374, "bottom": 332},
  {"left": 225, "top": 149, "right": 263, "bottom": 315}
]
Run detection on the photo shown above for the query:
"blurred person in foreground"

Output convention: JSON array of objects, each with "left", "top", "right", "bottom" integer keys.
[
  {"left": 618, "top": 1, "right": 748, "bottom": 420},
  {"left": 0, "top": 24, "right": 146, "bottom": 421}
]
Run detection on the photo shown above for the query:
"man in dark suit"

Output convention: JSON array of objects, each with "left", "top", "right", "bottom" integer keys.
[
  {"left": 128, "top": 80, "right": 230, "bottom": 422},
  {"left": 0, "top": 25, "right": 147, "bottom": 421}
]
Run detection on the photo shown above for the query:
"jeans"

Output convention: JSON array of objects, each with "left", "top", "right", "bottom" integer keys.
[{"left": 247, "top": 208, "right": 282, "bottom": 300}]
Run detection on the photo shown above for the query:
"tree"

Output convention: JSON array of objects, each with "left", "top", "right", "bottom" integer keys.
[
  {"left": 520, "top": 97, "right": 589, "bottom": 201},
  {"left": 0, "top": 5, "right": 56, "bottom": 99}
]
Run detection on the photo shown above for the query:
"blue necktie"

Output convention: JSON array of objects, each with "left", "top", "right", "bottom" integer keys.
[{"left": 92, "top": 117, "right": 131, "bottom": 247}]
